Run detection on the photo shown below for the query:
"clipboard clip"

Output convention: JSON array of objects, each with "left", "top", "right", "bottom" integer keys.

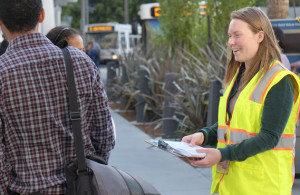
[
  {"left": 157, "top": 139, "right": 174, "bottom": 152},
  {"left": 158, "top": 139, "right": 169, "bottom": 150},
  {"left": 157, "top": 139, "right": 182, "bottom": 157}
]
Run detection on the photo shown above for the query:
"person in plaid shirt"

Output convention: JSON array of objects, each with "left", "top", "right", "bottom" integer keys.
[{"left": 0, "top": 0, "right": 115, "bottom": 194}]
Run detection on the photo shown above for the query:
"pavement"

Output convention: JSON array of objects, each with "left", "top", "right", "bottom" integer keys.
[
  {"left": 109, "top": 110, "right": 212, "bottom": 195},
  {"left": 108, "top": 109, "right": 300, "bottom": 195}
]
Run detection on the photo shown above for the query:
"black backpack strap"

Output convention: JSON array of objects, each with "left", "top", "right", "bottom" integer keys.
[{"left": 62, "top": 48, "right": 87, "bottom": 172}]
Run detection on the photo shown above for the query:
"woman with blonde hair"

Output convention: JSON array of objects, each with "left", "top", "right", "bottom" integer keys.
[{"left": 182, "top": 7, "right": 300, "bottom": 194}]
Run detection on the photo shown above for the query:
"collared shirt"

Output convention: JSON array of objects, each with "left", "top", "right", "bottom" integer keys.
[{"left": 0, "top": 33, "right": 115, "bottom": 194}]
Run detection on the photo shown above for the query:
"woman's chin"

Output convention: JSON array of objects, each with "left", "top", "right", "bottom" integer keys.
[{"left": 234, "top": 57, "right": 242, "bottom": 63}]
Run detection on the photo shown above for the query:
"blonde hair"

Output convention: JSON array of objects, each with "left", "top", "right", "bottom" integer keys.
[{"left": 224, "top": 7, "right": 281, "bottom": 89}]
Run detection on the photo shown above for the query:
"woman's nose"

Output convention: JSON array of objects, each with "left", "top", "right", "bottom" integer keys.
[{"left": 228, "top": 37, "right": 234, "bottom": 46}]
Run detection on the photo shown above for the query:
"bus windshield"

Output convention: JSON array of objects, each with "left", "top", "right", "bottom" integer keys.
[{"left": 86, "top": 32, "right": 118, "bottom": 49}]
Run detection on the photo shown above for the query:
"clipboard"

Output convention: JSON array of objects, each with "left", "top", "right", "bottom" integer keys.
[{"left": 145, "top": 139, "right": 206, "bottom": 158}]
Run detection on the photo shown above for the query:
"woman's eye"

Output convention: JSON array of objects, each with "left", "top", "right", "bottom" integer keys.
[{"left": 235, "top": 34, "right": 240, "bottom": 38}]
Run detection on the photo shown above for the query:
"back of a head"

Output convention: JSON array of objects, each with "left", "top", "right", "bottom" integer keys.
[
  {"left": 272, "top": 26, "right": 286, "bottom": 52},
  {"left": 46, "top": 26, "right": 80, "bottom": 49},
  {"left": 0, "top": 0, "right": 43, "bottom": 33}
]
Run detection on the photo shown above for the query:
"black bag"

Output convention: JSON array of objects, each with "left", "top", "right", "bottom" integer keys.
[
  {"left": 62, "top": 48, "right": 160, "bottom": 195},
  {"left": 65, "top": 156, "right": 160, "bottom": 195}
]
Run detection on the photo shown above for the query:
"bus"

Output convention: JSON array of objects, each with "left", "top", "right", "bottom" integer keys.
[{"left": 84, "top": 22, "right": 141, "bottom": 65}]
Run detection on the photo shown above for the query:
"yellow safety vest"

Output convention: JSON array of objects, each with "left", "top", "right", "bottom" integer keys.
[{"left": 211, "top": 61, "right": 300, "bottom": 195}]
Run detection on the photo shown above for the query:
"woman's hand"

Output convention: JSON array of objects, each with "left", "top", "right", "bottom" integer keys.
[
  {"left": 188, "top": 148, "right": 222, "bottom": 168},
  {"left": 181, "top": 132, "right": 204, "bottom": 146},
  {"left": 182, "top": 132, "right": 221, "bottom": 167}
]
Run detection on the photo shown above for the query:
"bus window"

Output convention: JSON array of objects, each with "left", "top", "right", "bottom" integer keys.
[
  {"left": 130, "top": 36, "right": 141, "bottom": 48},
  {"left": 120, "top": 32, "right": 126, "bottom": 49},
  {"left": 129, "top": 37, "right": 134, "bottom": 48},
  {"left": 86, "top": 32, "right": 118, "bottom": 49}
]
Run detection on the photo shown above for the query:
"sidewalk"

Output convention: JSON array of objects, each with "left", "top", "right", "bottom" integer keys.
[{"left": 108, "top": 109, "right": 300, "bottom": 195}]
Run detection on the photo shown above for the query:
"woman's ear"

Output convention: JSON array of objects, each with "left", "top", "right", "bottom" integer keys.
[{"left": 257, "top": 31, "right": 264, "bottom": 43}]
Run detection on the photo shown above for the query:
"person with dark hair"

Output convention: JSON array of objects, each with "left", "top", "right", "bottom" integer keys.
[
  {"left": 272, "top": 26, "right": 291, "bottom": 70},
  {"left": 46, "top": 26, "right": 84, "bottom": 51},
  {"left": 0, "top": 0, "right": 115, "bottom": 194},
  {"left": 182, "top": 7, "right": 300, "bottom": 194},
  {"left": 86, "top": 39, "right": 101, "bottom": 67}
]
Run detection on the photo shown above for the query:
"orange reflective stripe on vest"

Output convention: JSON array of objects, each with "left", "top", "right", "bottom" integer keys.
[
  {"left": 211, "top": 61, "right": 300, "bottom": 194},
  {"left": 217, "top": 127, "right": 295, "bottom": 150},
  {"left": 250, "top": 62, "right": 284, "bottom": 103}
]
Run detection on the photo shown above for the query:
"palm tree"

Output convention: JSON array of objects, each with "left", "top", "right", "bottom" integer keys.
[{"left": 267, "top": 0, "right": 289, "bottom": 19}]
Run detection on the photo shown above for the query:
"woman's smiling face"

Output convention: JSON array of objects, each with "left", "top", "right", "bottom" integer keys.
[{"left": 228, "top": 19, "right": 263, "bottom": 68}]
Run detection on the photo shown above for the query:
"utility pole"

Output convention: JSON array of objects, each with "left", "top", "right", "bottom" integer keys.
[
  {"left": 86, "top": 0, "right": 89, "bottom": 25},
  {"left": 124, "top": 0, "right": 129, "bottom": 23},
  {"left": 81, "top": 0, "right": 87, "bottom": 44}
]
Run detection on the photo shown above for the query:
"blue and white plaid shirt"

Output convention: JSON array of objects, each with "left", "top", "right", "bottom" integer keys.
[{"left": 0, "top": 33, "right": 115, "bottom": 194}]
